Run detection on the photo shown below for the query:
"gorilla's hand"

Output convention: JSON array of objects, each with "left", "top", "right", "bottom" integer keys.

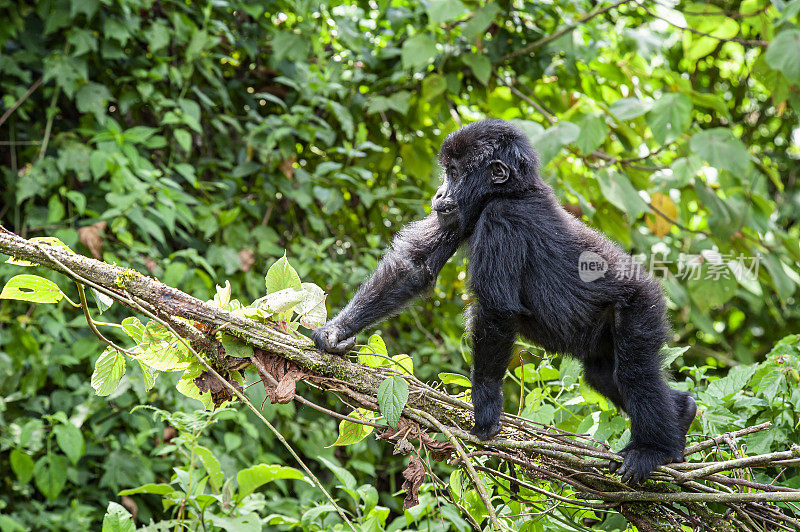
[{"left": 311, "top": 321, "right": 356, "bottom": 354}]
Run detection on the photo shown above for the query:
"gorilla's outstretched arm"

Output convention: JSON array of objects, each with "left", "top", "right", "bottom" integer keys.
[{"left": 312, "top": 214, "right": 462, "bottom": 352}]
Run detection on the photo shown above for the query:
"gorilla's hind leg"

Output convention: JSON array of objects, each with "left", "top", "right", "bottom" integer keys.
[{"left": 609, "top": 297, "right": 688, "bottom": 484}]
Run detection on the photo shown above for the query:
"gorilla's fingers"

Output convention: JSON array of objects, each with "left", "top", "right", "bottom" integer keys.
[{"left": 331, "top": 336, "right": 356, "bottom": 353}]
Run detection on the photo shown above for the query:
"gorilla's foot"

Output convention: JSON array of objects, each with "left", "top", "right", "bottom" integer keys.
[
  {"left": 609, "top": 443, "right": 680, "bottom": 484},
  {"left": 470, "top": 420, "right": 502, "bottom": 441}
]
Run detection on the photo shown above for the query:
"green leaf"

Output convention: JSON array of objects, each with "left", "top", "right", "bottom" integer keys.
[
  {"left": 0, "top": 275, "right": 64, "bottom": 303},
  {"left": 195, "top": 445, "right": 224, "bottom": 491},
  {"left": 176, "top": 363, "right": 214, "bottom": 410},
  {"left": 426, "top": 0, "right": 468, "bottom": 25},
  {"left": 422, "top": 74, "right": 447, "bottom": 101},
  {"left": 609, "top": 97, "right": 651, "bottom": 120},
  {"left": 596, "top": 168, "right": 647, "bottom": 219},
  {"left": 76, "top": 82, "right": 112, "bottom": 118},
  {"left": 91, "top": 347, "right": 126, "bottom": 396},
  {"left": 137, "top": 321, "right": 191, "bottom": 371},
  {"left": 175, "top": 129, "right": 192, "bottom": 152},
  {"left": 53, "top": 423, "right": 84, "bottom": 464},
  {"left": 575, "top": 115, "right": 608, "bottom": 154},
  {"left": 706, "top": 365, "right": 758, "bottom": 399},
  {"left": 101, "top": 502, "right": 135, "bottom": 532},
  {"left": 331, "top": 408, "right": 376, "bottom": 446},
  {"left": 462, "top": 3, "right": 500, "bottom": 41},
  {"left": 33, "top": 454, "right": 68, "bottom": 500},
  {"left": 121, "top": 316, "right": 145, "bottom": 343},
  {"left": 660, "top": 346, "right": 690, "bottom": 368},
  {"left": 530, "top": 121, "right": 580, "bottom": 165},
  {"left": 688, "top": 274, "right": 737, "bottom": 311},
  {"left": 220, "top": 334, "right": 254, "bottom": 358},
  {"left": 462, "top": 53, "right": 491, "bottom": 85},
  {"left": 10, "top": 449, "right": 35, "bottom": 484},
  {"left": 765, "top": 29, "right": 800, "bottom": 85},
  {"left": 391, "top": 354, "right": 414, "bottom": 375},
  {"left": 265, "top": 254, "right": 301, "bottom": 294},
  {"left": 237, "top": 464, "right": 307, "bottom": 500},
  {"left": 690, "top": 128, "right": 752, "bottom": 177},
  {"left": 138, "top": 360, "right": 155, "bottom": 391},
  {"left": 647, "top": 93, "right": 692, "bottom": 144},
  {"left": 401, "top": 34, "right": 437, "bottom": 70},
  {"left": 318, "top": 456, "right": 357, "bottom": 491},
  {"left": 118, "top": 483, "right": 178, "bottom": 496},
  {"left": 438, "top": 372, "right": 472, "bottom": 388},
  {"left": 377, "top": 376, "right": 409, "bottom": 429},
  {"left": 359, "top": 334, "right": 388, "bottom": 368}
]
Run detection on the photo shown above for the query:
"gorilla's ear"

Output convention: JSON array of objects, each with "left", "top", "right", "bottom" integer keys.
[{"left": 489, "top": 160, "right": 510, "bottom": 184}]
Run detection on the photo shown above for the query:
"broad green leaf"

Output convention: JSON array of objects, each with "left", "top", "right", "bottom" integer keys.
[
  {"left": 175, "top": 129, "right": 192, "bottom": 152},
  {"left": 462, "top": 3, "right": 500, "bottom": 41},
  {"left": 237, "top": 464, "right": 307, "bottom": 500},
  {"left": 53, "top": 423, "right": 84, "bottom": 464},
  {"left": 138, "top": 360, "right": 155, "bottom": 391},
  {"left": 765, "top": 30, "right": 800, "bottom": 85},
  {"left": 762, "top": 253, "right": 796, "bottom": 301},
  {"left": 401, "top": 34, "right": 437, "bottom": 70},
  {"left": 331, "top": 408, "right": 377, "bottom": 446},
  {"left": 101, "top": 502, "right": 135, "bottom": 532},
  {"left": 688, "top": 274, "right": 737, "bottom": 311},
  {"left": 706, "top": 365, "right": 758, "bottom": 399},
  {"left": 377, "top": 376, "right": 409, "bottom": 429},
  {"left": 609, "top": 97, "right": 651, "bottom": 120},
  {"left": 422, "top": 74, "right": 447, "bottom": 101},
  {"left": 91, "top": 347, "right": 126, "bottom": 396},
  {"left": 121, "top": 316, "right": 144, "bottom": 343},
  {"left": 596, "top": 169, "right": 647, "bottom": 219},
  {"left": 426, "top": 0, "right": 468, "bottom": 25},
  {"left": 647, "top": 93, "right": 692, "bottom": 144},
  {"left": 462, "top": 53, "right": 491, "bottom": 85},
  {"left": 531, "top": 121, "right": 580, "bottom": 165},
  {"left": 195, "top": 445, "right": 224, "bottom": 491},
  {"left": 91, "top": 287, "right": 114, "bottom": 313},
  {"left": 10, "top": 449, "right": 35, "bottom": 484},
  {"left": 575, "top": 115, "right": 608, "bottom": 154},
  {"left": 660, "top": 346, "right": 690, "bottom": 368},
  {"left": 296, "top": 282, "right": 327, "bottom": 329},
  {"left": 176, "top": 363, "right": 215, "bottom": 410},
  {"left": 668, "top": 156, "right": 703, "bottom": 187},
  {"left": 118, "top": 483, "right": 179, "bottom": 496},
  {"left": 76, "top": 81, "right": 112, "bottom": 118},
  {"left": 359, "top": 334, "right": 388, "bottom": 368},
  {"left": 438, "top": 372, "right": 472, "bottom": 388},
  {"left": 0, "top": 275, "right": 63, "bottom": 303},
  {"left": 34, "top": 454, "right": 68, "bottom": 500},
  {"left": 265, "top": 254, "right": 301, "bottom": 294},
  {"left": 690, "top": 128, "right": 752, "bottom": 177},
  {"left": 391, "top": 354, "right": 414, "bottom": 375},
  {"left": 318, "top": 456, "right": 357, "bottom": 491},
  {"left": 137, "top": 321, "right": 191, "bottom": 371},
  {"left": 220, "top": 334, "right": 254, "bottom": 358}
]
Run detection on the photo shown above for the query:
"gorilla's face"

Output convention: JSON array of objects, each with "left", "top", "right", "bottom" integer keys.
[{"left": 434, "top": 119, "right": 537, "bottom": 234}]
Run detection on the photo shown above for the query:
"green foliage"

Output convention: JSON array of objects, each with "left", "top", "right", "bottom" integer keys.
[{"left": 1, "top": 0, "right": 800, "bottom": 529}]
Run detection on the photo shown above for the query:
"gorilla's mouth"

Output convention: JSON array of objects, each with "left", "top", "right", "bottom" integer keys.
[{"left": 439, "top": 206, "right": 455, "bottom": 214}]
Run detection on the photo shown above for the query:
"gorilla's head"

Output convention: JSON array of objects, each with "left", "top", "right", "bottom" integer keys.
[{"left": 432, "top": 119, "right": 540, "bottom": 232}]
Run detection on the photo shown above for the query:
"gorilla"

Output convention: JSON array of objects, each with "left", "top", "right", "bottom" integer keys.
[{"left": 312, "top": 119, "right": 696, "bottom": 483}]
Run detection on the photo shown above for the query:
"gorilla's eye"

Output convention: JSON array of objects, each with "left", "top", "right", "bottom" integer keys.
[{"left": 449, "top": 167, "right": 458, "bottom": 181}]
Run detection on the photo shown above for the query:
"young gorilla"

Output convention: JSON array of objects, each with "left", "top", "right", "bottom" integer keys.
[{"left": 312, "top": 119, "right": 697, "bottom": 483}]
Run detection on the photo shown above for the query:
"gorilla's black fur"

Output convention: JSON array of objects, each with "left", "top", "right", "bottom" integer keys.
[{"left": 312, "top": 119, "right": 697, "bottom": 483}]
